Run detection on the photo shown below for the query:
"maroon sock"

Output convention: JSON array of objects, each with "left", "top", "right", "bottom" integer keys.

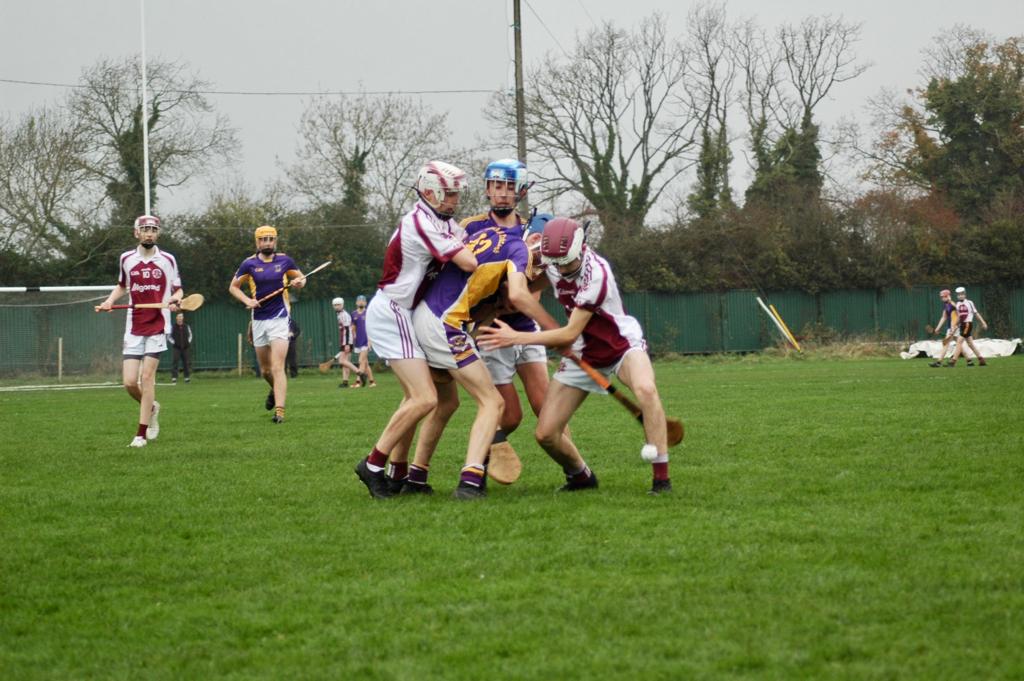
[
  {"left": 367, "top": 448, "right": 388, "bottom": 469},
  {"left": 652, "top": 461, "right": 670, "bottom": 481},
  {"left": 136, "top": 423, "right": 148, "bottom": 438},
  {"left": 567, "top": 465, "right": 592, "bottom": 483},
  {"left": 387, "top": 461, "right": 408, "bottom": 481}
]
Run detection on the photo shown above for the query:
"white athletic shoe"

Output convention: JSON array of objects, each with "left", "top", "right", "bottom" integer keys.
[
  {"left": 129, "top": 436, "right": 147, "bottom": 448},
  {"left": 146, "top": 401, "right": 160, "bottom": 440}
]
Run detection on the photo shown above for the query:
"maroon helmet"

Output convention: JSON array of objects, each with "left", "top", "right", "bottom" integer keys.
[{"left": 540, "top": 217, "right": 585, "bottom": 265}]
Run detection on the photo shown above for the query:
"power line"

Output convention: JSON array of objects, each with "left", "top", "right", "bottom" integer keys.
[
  {"left": 522, "top": 1, "right": 571, "bottom": 58},
  {"left": 0, "top": 77, "right": 496, "bottom": 97},
  {"left": 575, "top": 0, "right": 599, "bottom": 28}
]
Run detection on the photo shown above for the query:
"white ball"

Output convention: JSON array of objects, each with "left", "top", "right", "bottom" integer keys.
[{"left": 640, "top": 444, "right": 659, "bottom": 463}]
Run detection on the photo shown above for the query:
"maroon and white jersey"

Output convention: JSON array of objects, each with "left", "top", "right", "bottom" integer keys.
[
  {"left": 377, "top": 199, "right": 466, "bottom": 309},
  {"left": 545, "top": 246, "right": 644, "bottom": 367},
  {"left": 956, "top": 299, "right": 978, "bottom": 323},
  {"left": 117, "top": 246, "right": 181, "bottom": 337}
]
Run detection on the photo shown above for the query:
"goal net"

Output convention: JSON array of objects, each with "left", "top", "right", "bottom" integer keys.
[{"left": 0, "top": 286, "right": 125, "bottom": 380}]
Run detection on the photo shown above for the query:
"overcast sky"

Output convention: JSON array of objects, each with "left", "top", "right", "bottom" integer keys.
[{"left": 2, "top": 0, "right": 1021, "bottom": 215}]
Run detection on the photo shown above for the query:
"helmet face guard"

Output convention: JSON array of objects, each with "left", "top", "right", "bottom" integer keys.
[
  {"left": 540, "top": 217, "right": 585, "bottom": 267},
  {"left": 134, "top": 215, "right": 160, "bottom": 243},
  {"left": 416, "top": 161, "right": 467, "bottom": 218}
]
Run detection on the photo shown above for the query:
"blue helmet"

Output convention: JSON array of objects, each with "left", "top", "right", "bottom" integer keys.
[
  {"left": 526, "top": 212, "right": 554, "bottom": 237},
  {"left": 483, "top": 159, "right": 529, "bottom": 195}
]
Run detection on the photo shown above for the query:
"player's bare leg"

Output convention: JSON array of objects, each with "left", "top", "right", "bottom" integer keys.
[
  {"left": 451, "top": 361, "right": 504, "bottom": 498},
  {"left": 355, "top": 358, "right": 438, "bottom": 498},
  {"left": 617, "top": 350, "right": 672, "bottom": 493},
  {"left": 257, "top": 339, "right": 289, "bottom": 422},
  {"left": 617, "top": 351, "right": 668, "bottom": 453},
  {"left": 404, "top": 378, "right": 460, "bottom": 494},
  {"left": 963, "top": 337, "right": 987, "bottom": 365},
  {"left": 359, "top": 350, "right": 376, "bottom": 386},
  {"left": 338, "top": 350, "right": 359, "bottom": 385},
  {"left": 495, "top": 383, "right": 524, "bottom": 433},
  {"left": 518, "top": 361, "right": 549, "bottom": 421},
  {"left": 123, "top": 356, "right": 160, "bottom": 446},
  {"left": 534, "top": 381, "right": 596, "bottom": 490}
]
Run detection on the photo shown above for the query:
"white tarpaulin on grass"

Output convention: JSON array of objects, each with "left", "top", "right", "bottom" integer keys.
[{"left": 900, "top": 338, "right": 1022, "bottom": 360}]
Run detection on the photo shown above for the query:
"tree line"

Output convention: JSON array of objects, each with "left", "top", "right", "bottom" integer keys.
[{"left": 1, "top": 6, "right": 1021, "bottom": 301}]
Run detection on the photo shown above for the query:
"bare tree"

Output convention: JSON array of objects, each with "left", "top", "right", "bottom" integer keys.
[
  {"left": 685, "top": 2, "right": 738, "bottom": 217},
  {"left": 490, "top": 13, "right": 700, "bottom": 242},
  {"left": 0, "top": 108, "right": 104, "bottom": 260},
  {"left": 732, "top": 19, "right": 796, "bottom": 175},
  {"left": 287, "top": 93, "right": 454, "bottom": 229},
  {"left": 69, "top": 57, "right": 236, "bottom": 225},
  {"left": 778, "top": 16, "right": 869, "bottom": 127}
]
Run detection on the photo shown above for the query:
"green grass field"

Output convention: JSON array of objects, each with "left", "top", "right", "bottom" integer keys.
[{"left": 2, "top": 356, "right": 1022, "bottom": 680}]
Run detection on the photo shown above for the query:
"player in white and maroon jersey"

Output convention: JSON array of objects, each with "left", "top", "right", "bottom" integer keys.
[
  {"left": 97, "top": 215, "right": 183, "bottom": 448},
  {"left": 354, "top": 161, "right": 479, "bottom": 499},
  {"left": 478, "top": 217, "right": 673, "bottom": 495},
  {"left": 948, "top": 286, "right": 989, "bottom": 367}
]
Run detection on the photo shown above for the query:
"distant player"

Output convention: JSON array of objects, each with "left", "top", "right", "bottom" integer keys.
[
  {"left": 479, "top": 217, "right": 674, "bottom": 495},
  {"left": 350, "top": 295, "right": 376, "bottom": 388},
  {"left": 405, "top": 224, "right": 560, "bottom": 498},
  {"left": 947, "top": 286, "right": 988, "bottom": 367},
  {"left": 354, "top": 161, "right": 478, "bottom": 499},
  {"left": 331, "top": 297, "right": 360, "bottom": 387},
  {"left": 460, "top": 160, "right": 552, "bottom": 465},
  {"left": 929, "top": 289, "right": 959, "bottom": 368},
  {"left": 96, "top": 215, "right": 183, "bottom": 448},
  {"left": 228, "top": 226, "right": 306, "bottom": 423}
]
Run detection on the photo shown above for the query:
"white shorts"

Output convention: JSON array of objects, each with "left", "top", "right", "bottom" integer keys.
[
  {"left": 367, "top": 292, "right": 423, "bottom": 361},
  {"left": 123, "top": 333, "right": 167, "bottom": 358},
  {"left": 481, "top": 344, "right": 547, "bottom": 384},
  {"left": 252, "top": 317, "right": 291, "bottom": 347},
  {"left": 412, "top": 303, "right": 480, "bottom": 370},
  {"left": 354, "top": 345, "right": 369, "bottom": 354},
  {"left": 553, "top": 345, "right": 646, "bottom": 394}
]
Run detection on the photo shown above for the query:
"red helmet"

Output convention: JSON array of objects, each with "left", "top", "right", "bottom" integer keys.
[{"left": 540, "top": 217, "right": 585, "bottom": 265}]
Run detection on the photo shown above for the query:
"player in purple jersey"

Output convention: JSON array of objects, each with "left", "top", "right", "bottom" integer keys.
[
  {"left": 459, "top": 161, "right": 555, "bottom": 474},
  {"left": 229, "top": 225, "right": 306, "bottom": 423},
  {"left": 406, "top": 225, "right": 559, "bottom": 498},
  {"left": 350, "top": 295, "right": 376, "bottom": 388},
  {"left": 929, "top": 289, "right": 961, "bottom": 367}
]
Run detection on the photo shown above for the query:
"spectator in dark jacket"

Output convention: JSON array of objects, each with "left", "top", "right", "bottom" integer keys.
[
  {"left": 287, "top": 317, "right": 301, "bottom": 378},
  {"left": 169, "top": 313, "right": 193, "bottom": 383}
]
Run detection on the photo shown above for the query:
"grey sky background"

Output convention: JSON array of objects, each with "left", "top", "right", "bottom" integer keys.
[{"left": 2, "top": 0, "right": 1021, "bottom": 215}]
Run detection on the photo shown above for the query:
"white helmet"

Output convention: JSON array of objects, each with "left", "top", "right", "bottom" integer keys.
[
  {"left": 332, "top": 297, "right": 344, "bottom": 306},
  {"left": 133, "top": 214, "right": 160, "bottom": 233},
  {"left": 954, "top": 286, "right": 966, "bottom": 294},
  {"left": 416, "top": 161, "right": 467, "bottom": 217}
]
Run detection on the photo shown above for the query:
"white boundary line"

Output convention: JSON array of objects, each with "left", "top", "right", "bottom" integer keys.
[{"left": 0, "top": 382, "right": 121, "bottom": 393}]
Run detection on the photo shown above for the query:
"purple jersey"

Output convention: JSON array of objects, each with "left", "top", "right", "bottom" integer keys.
[
  {"left": 421, "top": 226, "right": 530, "bottom": 329},
  {"left": 943, "top": 301, "right": 957, "bottom": 327},
  {"left": 234, "top": 253, "right": 300, "bottom": 321},
  {"left": 352, "top": 308, "right": 368, "bottom": 346},
  {"left": 459, "top": 213, "right": 537, "bottom": 333}
]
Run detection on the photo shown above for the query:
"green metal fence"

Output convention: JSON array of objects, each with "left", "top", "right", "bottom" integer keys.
[{"left": 2, "top": 286, "right": 1021, "bottom": 377}]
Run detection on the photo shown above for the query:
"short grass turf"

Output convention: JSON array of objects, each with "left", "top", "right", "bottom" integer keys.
[{"left": 1, "top": 357, "right": 1022, "bottom": 680}]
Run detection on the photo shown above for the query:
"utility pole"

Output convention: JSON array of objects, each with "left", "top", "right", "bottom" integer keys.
[{"left": 513, "top": 0, "right": 529, "bottom": 213}]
